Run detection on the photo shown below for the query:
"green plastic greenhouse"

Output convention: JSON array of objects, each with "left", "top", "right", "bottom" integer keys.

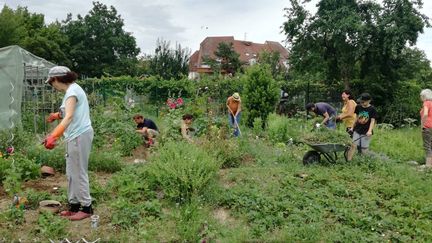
[{"left": 0, "top": 45, "right": 55, "bottom": 131}]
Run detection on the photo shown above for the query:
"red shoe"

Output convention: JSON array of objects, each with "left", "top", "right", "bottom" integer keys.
[
  {"left": 67, "top": 211, "right": 92, "bottom": 221},
  {"left": 60, "top": 210, "right": 77, "bottom": 217}
]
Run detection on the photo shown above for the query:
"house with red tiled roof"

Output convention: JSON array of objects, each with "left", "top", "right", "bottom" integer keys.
[{"left": 188, "top": 36, "right": 289, "bottom": 79}]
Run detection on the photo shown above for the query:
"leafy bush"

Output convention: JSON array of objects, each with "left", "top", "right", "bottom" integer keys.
[
  {"left": 108, "top": 166, "right": 155, "bottom": 202},
  {"left": 24, "top": 189, "right": 51, "bottom": 209},
  {"left": 0, "top": 128, "right": 33, "bottom": 152},
  {"left": 91, "top": 103, "right": 142, "bottom": 155},
  {"left": 0, "top": 154, "right": 40, "bottom": 195},
  {"left": 146, "top": 141, "right": 220, "bottom": 203},
  {"left": 243, "top": 65, "right": 279, "bottom": 127},
  {"left": 24, "top": 145, "right": 65, "bottom": 172},
  {"left": 201, "top": 139, "right": 247, "bottom": 168},
  {"left": 267, "top": 113, "right": 305, "bottom": 143}
]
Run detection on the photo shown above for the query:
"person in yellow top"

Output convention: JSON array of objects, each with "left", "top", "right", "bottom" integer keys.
[
  {"left": 336, "top": 90, "right": 357, "bottom": 136},
  {"left": 226, "top": 92, "right": 242, "bottom": 137}
]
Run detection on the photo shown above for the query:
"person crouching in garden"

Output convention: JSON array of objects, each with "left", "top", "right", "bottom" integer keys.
[
  {"left": 226, "top": 92, "right": 242, "bottom": 137},
  {"left": 44, "top": 66, "right": 94, "bottom": 220},
  {"left": 347, "top": 93, "right": 377, "bottom": 161},
  {"left": 181, "top": 114, "right": 194, "bottom": 143},
  {"left": 305, "top": 102, "right": 337, "bottom": 129},
  {"left": 133, "top": 114, "right": 159, "bottom": 147},
  {"left": 420, "top": 89, "right": 432, "bottom": 168},
  {"left": 336, "top": 90, "right": 357, "bottom": 136}
]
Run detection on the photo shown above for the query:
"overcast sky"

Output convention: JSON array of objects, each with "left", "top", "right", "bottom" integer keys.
[{"left": 1, "top": 0, "right": 431, "bottom": 61}]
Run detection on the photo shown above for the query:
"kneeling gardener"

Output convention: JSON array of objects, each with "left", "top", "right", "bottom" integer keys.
[{"left": 133, "top": 114, "right": 159, "bottom": 147}]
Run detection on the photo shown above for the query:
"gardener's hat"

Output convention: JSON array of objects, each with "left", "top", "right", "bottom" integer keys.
[
  {"left": 45, "top": 66, "right": 71, "bottom": 83},
  {"left": 232, "top": 92, "right": 240, "bottom": 101}
]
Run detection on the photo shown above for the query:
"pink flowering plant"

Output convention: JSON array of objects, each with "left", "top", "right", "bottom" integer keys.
[{"left": 166, "top": 97, "right": 184, "bottom": 109}]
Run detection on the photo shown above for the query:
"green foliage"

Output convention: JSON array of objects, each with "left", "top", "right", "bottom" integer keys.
[
  {"left": 147, "top": 39, "right": 190, "bottom": 80},
  {"left": 175, "top": 198, "right": 210, "bottom": 242},
  {"left": 147, "top": 141, "right": 220, "bottom": 203},
  {"left": 80, "top": 76, "right": 195, "bottom": 103},
  {"left": 218, "top": 159, "right": 432, "bottom": 240},
  {"left": 371, "top": 128, "right": 423, "bottom": 163},
  {"left": 283, "top": 0, "right": 432, "bottom": 124},
  {"left": 267, "top": 113, "right": 299, "bottom": 143},
  {"left": 258, "top": 50, "right": 287, "bottom": 79},
  {"left": 90, "top": 103, "right": 142, "bottom": 155},
  {"left": 0, "top": 207, "right": 25, "bottom": 227},
  {"left": 111, "top": 198, "right": 162, "bottom": 229},
  {"left": 0, "top": 128, "right": 33, "bottom": 152},
  {"left": 89, "top": 150, "right": 122, "bottom": 173},
  {"left": 0, "top": 6, "right": 70, "bottom": 65},
  {"left": 35, "top": 211, "right": 69, "bottom": 240},
  {"left": 62, "top": 1, "right": 140, "bottom": 77},
  {"left": 201, "top": 139, "right": 246, "bottom": 168},
  {"left": 108, "top": 166, "right": 155, "bottom": 202},
  {"left": 382, "top": 80, "right": 422, "bottom": 125},
  {"left": 24, "top": 189, "right": 51, "bottom": 209},
  {"left": 204, "top": 42, "right": 242, "bottom": 75},
  {"left": 24, "top": 145, "right": 65, "bottom": 172},
  {"left": 302, "top": 127, "right": 351, "bottom": 145},
  {"left": 243, "top": 65, "right": 279, "bottom": 127},
  {"left": 0, "top": 154, "right": 40, "bottom": 195}
]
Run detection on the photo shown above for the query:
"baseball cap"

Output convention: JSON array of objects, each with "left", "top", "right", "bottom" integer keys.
[
  {"left": 45, "top": 66, "right": 71, "bottom": 83},
  {"left": 358, "top": 93, "right": 372, "bottom": 101}
]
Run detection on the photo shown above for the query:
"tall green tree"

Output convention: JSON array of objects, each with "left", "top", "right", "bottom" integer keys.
[
  {"left": 0, "top": 6, "right": 70, "bottom": 65},
  {"left": 204, "top": 42, "right": 242, "bottom": 75},
  {"left": 147, "top": 39, "right": 190, "bottom": 80},
  {"left": 0, "top": 6, "right": 27, "bottom": 46},
  {"left": 283, "top": 0, "right": 430, "bottom": 114},
  {"left": 62, "top": 1, "right": 140, "bottom": 77},
  {"left": 258, "top": 50, "right": 286, "bottom": 79}
]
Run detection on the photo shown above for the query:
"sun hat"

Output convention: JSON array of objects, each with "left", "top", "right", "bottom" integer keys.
[
  {"left": 45, "top": 66, "right": 71, "bottom": 83},
  {"left": 232, "top": 92, "right": 240, "bottom": 101}
]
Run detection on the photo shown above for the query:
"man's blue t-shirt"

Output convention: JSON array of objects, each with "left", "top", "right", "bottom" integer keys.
[{"left": 315, "top": 102, "right": 336, "bottom": 117}]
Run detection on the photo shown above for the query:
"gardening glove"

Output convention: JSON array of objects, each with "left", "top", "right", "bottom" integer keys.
[
  {"left": 43, "top": 124, "right": 65, "bottom": 150},
  {"left": 46, "top": 112, "right": 62, "bottom": 123}
]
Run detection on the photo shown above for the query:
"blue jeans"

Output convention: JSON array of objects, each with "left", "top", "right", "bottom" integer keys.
[
  {"left": 228, "top": 112, "right": 241, "bottom": 137},
  {"left": 325, "top": 115, "right": 336, "bottom": 129}
]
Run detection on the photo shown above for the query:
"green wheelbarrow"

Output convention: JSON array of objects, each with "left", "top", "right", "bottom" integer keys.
[{"left": 302, "top": 143, "right": 350, "bottom": 165}]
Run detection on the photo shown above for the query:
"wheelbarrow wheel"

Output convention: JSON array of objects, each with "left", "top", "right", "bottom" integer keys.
[{"left": 303, "top": 151, "right": 320, "bottom": 165}]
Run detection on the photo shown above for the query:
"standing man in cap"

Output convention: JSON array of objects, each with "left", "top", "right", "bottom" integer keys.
[
  {"left": 347, "top": 93, "right": 377, "bottom": 160},
  {"left": 226, "top": 92, "right": 242, "bottom": 137},
  {"left": 44, "top": 66, "right": 94, "bottom": 220}
]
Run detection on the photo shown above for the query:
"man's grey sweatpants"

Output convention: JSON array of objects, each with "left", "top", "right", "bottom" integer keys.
[{"left": 65, "top": 128, "right": 94, "bottom": 207}]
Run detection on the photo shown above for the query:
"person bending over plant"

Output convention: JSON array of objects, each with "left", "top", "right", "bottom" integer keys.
[{"left": 133, "top": 114, "right": 159, "bottom": 147}]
